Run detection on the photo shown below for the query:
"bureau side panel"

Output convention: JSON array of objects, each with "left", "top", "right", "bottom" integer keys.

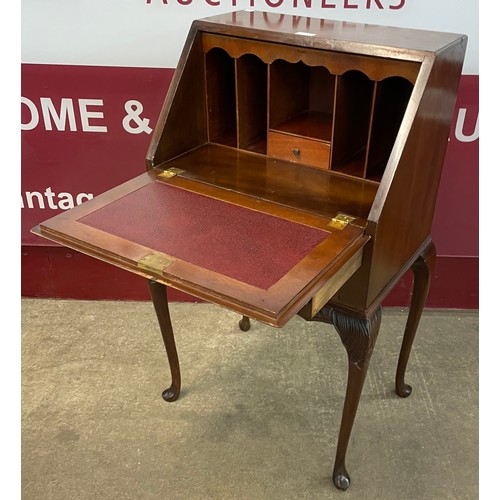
[
  {"left": 331, "top": 38, "right": 467, "bottom": 312},
  {"left": 147, "top": 26, "right": 207, "bottom": 167},
  {"left": 365, "top": 39, "right": 467, "bottom": 307}
]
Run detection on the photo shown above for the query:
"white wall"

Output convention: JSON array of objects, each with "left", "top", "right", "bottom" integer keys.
[{"left": 21, "top": 0, "right": 478, "bottom": 73}]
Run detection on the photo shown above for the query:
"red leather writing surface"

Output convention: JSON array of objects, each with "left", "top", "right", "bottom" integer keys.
[{"left": 79, "top": 181, "right": 330, "bottom": 290}]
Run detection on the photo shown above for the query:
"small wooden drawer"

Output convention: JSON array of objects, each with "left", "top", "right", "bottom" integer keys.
[{"left": 268, "top": 131, "right": 331, "bottom": 170}]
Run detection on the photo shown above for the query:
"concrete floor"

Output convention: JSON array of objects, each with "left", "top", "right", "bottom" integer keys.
[{"left": 22, "top": 299, "right": 478, "bottom": 499}]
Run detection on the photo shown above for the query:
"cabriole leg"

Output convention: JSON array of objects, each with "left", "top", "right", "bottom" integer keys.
[
  {"left": 314, "top": 304, "right": 382, "bottom": 490},
  {"left": 148, "top": 279, "right": 181, "bottom": 402},
  {"left": 395, "top": 240, "right": 436, "bottom": 397}
]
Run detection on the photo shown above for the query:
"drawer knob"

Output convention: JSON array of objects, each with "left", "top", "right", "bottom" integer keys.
[{"left": 292, "top": 148, "right": 300, "bottom": 156}]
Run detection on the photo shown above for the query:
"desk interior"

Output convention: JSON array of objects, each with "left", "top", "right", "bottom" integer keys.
[{"left": 157, "top": 144, "right": 379, "bottom": 221}]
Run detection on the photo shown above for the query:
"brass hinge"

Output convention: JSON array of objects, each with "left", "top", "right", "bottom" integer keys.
[
  {"left": 157, "top": 167, "right": 185, "bottom": 180},
  {"left": 328, "top": 213, "right": 357, "bottom": 230},
  {"left": 138, "top": 252, "right": 175, "bottom": 275}
]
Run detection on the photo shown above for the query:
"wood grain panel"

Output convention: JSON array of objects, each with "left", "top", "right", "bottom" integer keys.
[{"left": 203, "top": 33, "right": 421, "bottom": 83}]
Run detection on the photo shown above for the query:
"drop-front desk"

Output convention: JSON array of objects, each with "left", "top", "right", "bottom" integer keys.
[{"left": 33, "top": 11, "right": 467, "bottom": 490}]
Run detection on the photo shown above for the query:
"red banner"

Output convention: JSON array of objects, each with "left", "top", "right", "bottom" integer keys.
[
  {"left": 21, "top": 64, "right": 174, "bottom": 245},
  {"left": 431, "top": 75, "right": 478, "bottom": 257},
  {"left": 21, "top": 64, "right": 478, "bottom": 260}
]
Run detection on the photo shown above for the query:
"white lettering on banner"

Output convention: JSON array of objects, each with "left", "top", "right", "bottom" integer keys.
[
  {"left": 122, "top": 100, "right": 153, "bottom": 134},
  {"left": 145, "top": 0, "right": 406, "bottom": 9},
  {"left": 41, "top": 98, "right": 77, "bottom": 131},
  {"left": 455, "top": 108, "right": 478, "bottom": 143},
  {"left": 21, "top": 97, "right": 153, "bottom": 134},
  {"left": 21, "top": 97, "right": 107, "bottom": 133},
  {"left": 79, "top": 99, "right": 108, "bottom": 132},
  {"left": 21, "top": 97, "right": 39, "bottom": 131},
  {"left": 21, "top": 188, "right": 94, "bottom": 210}
]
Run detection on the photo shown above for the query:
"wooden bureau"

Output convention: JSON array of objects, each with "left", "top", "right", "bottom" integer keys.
[{"left": 33, "top": 11, "right": 467, "bottom": 490}]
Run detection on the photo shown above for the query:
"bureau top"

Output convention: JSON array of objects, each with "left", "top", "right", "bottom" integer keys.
[{"left": 195, "top": 10, "right": 465, "bottom": 57}]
